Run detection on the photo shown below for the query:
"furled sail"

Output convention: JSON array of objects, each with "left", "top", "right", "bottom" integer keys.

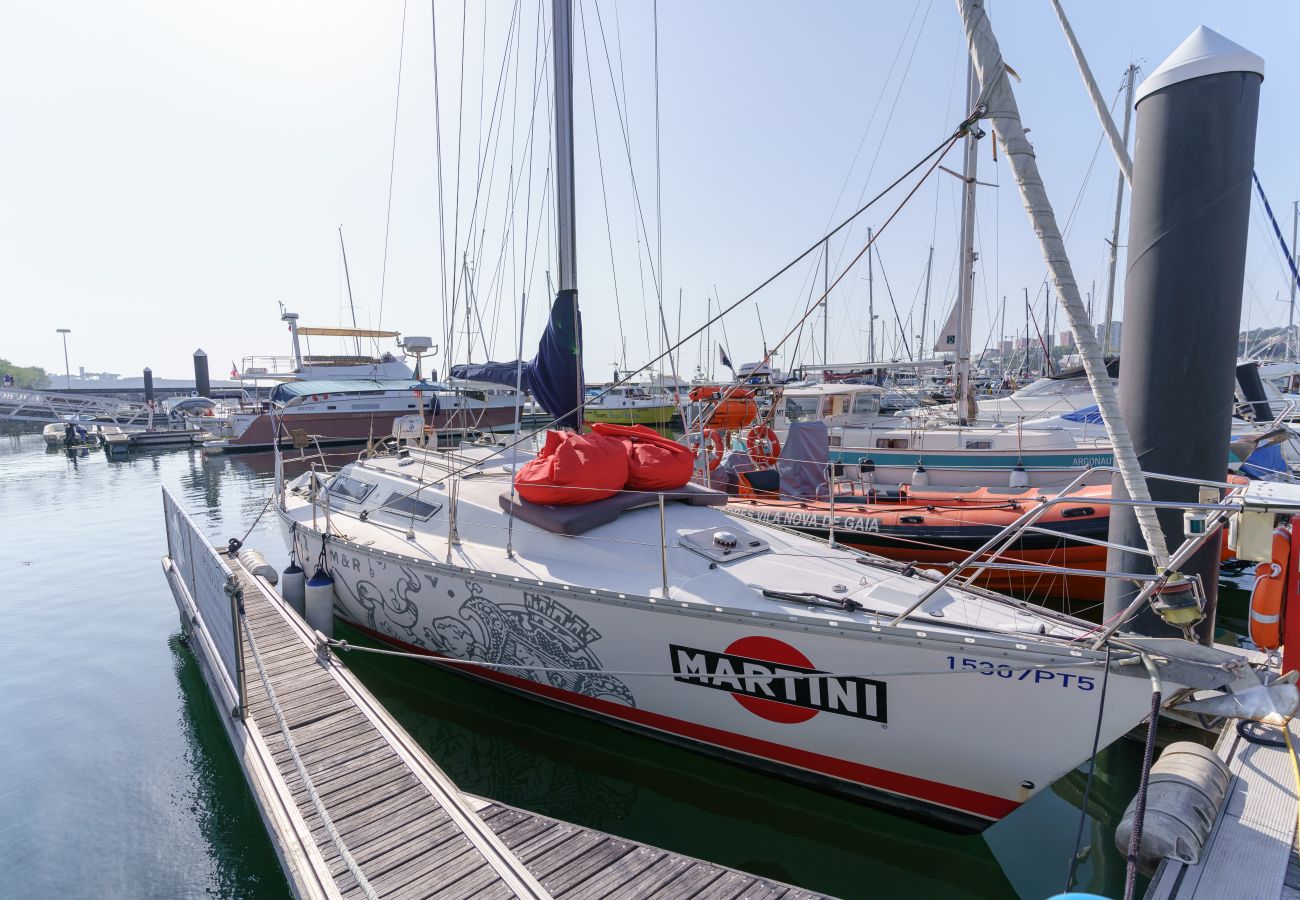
[{"left": 451, "top": 289, "right": 584, "bottom": 429}]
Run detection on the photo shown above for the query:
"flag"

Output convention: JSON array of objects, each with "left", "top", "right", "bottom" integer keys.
[
  {"left": 718, "top": 344, "right": 735, "bottom": 374},
  {"left": 230, "top": 361, "right": 239, "bottom": 379}
]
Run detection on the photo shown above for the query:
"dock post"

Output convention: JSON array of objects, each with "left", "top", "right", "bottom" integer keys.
[
  {"left": 193, "top": 349, "right": 211, "bottom": 398},
  {"left": 1103, "top": 28, "right": 1263, "bottom": 639},
  {"left": 227, "top": 575, "right": 247, "bottom": 719},
  {"left": 143, "top": 366, "right": 155, "bottom": 427}
]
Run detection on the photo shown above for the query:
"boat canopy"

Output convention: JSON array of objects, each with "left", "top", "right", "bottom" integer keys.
[
  {"left": 269, "top": 379, "right": 447, "bottom": 403},
  {"left": 296, "top": 326, "right": 400, "bottom": 338}
]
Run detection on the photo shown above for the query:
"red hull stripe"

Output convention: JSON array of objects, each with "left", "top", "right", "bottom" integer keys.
[{"left": 346, "top": 622, "right": 1019, "bottom": 820}]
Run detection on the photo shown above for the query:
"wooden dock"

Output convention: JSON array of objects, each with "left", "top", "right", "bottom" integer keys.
[
  {"left": 161, "top": 487, "right": 826, "bottom": 899},
  {"left": 1147, "top": 713, "right": 1300, "bottom": 899}
]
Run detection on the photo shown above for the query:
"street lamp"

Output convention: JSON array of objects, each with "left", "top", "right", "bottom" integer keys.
[{"left": 56, "top": 328, "right": 72, "bottom": 390}]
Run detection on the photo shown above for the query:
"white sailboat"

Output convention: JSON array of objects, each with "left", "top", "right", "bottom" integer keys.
[{"left": 273, "top": 0, "right": 1282, "bottom": 831}]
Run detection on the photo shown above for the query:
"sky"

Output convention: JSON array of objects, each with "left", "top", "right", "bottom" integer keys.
[{"left": 2, "top": 0, "right": 1298, "bottom": 385}]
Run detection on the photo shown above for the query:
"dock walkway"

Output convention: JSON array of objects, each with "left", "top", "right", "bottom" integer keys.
[
  {"left": 1147, "top": 713, "right": 1300, "bottom": 899},
  {"left": 162, "top": 487, "right": 824, "bottom": 899}
]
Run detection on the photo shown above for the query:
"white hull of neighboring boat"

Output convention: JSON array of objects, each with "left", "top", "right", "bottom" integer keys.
[{"left": 277, "top": 477, "right": 1160, "bottom": 831}]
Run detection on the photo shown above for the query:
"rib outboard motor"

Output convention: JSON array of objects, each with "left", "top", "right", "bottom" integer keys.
[{"left": 1236, "top": 362, "right": 1274, "bottom": 422}]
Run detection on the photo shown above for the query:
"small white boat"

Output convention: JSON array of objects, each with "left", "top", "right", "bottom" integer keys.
[
  {"left": 43, "top": 419, "right": 100, "bottom": 448},
  {"left": 771, "top": 382, "right": 1107, "bottom": 488}
]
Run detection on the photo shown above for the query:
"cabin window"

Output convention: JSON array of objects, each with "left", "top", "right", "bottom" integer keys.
[
  {"left": 875, "top": 438, "right": 909, "bottom": 449},
  {"left": 783, "top": 396, "right": 818, "bottom": 422},
  {"left": 827, "top": 396, "right": 851, "bottom": 417},
  {"left": 964, "top": 440, "right": 992, "bottom": 450},
  {"left": 327, "top": 405, "right": 337, "bottom": 410},
  {"left": 326, "top": 474, "right": 374, "bottom": 503},
  {"left": 852, "top": 393, "right": 881, "bottom": 415},
  {"left": 379, "top": 491, "right": 442, "bottom": 520}
]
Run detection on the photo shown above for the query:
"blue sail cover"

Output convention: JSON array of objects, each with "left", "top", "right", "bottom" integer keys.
[
  {"left": 451, "top": 289, "right": 584, "bottom": 429},
  {"left": 1061, "top": 405, "right": 1104, "bottom": 424},
  {"left": 1242, "top": 443, "right": 1286, "bottom": 479}
]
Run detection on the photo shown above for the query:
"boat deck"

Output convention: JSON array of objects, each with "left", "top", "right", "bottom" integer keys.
[
  {"left": 1147, "top": 714, "right": 1300, "bottom": 899},
  {"left": 163, "top": 491, "right": 824, "bottom": 898}
]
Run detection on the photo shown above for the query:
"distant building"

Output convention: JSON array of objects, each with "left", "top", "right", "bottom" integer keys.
[
  {"left": 1059, "top": 331, "right": 1075, "bottom": 349},
  {"left": 999, "top": 340, "right": 1013, "bottom": 353},
  {"left": 1096, "top": 321, "right": 1122, "bottom": 350}
]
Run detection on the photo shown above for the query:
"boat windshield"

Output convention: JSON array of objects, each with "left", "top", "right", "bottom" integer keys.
[
  {"left": 851, "top": 392, "right": 881, "bottom": 415},
  {"left": 783, "top": 394, "right": 820, "bottom": 422}
]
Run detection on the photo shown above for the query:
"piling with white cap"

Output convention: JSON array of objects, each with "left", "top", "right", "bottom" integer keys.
[{"left": 1103, "top": 27, "right": 1264, "bottom": 638}]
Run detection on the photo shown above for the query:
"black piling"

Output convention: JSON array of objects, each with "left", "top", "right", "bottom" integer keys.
[
  {"left": 1104, "top": 27, "right": 1263, "bottom": 640},
  {"left": 143, "top": 367, "right": 154, "bottom": 404},
  {"left": 193, "top": 349, "right": 211, "bottom": 398},
  {"left": 1236, "top": 362, "right": 1274, "bottom": 422}
]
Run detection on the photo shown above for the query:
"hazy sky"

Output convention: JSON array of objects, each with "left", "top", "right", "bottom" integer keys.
[{"left": 3, "top": 1, "right": 1297, "bottom": 384}]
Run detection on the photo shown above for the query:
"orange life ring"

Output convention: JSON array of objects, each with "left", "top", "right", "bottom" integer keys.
[
  {"left": 746, "top": 424, "right": 781, "bottom": 469},
  {"left": 686, "top": 428, "right": 725, "bottom": 471},
  {"left": 1249, "top": 525, "right": 1291, "bottom": 650}
]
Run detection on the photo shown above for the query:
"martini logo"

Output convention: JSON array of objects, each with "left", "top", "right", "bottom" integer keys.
[{"left": 670, "top": 636, "right": 887, "bottom": 724}]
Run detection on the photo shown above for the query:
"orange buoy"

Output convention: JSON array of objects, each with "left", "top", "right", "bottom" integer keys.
[
  {"left": 746, "top": 424, "right": 781, "bottom": 469},
  {"left": 1249, "top": 525, "right": 1291, "bottom": 650}
]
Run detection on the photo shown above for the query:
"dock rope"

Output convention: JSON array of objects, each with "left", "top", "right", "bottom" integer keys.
[
  {"left": 241, "top": 614, "right": 380, "bottom": 900},
  {"left": 1123, "top": 656, "right": 1163, "bottom": 900},
  {"left": 1065, "top": 644, "right": 1111, "bottom": 894},
  {"left": 1285, "top": 726, "right": 1300, "bottom": 866}
]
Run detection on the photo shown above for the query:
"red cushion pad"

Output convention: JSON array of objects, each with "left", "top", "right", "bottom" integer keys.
[
  {"left": 590, "top": 422, "right": 694, "bottom": 492},
  {"left": 515, "top": 430, "right": 630, "bottom": 505}
]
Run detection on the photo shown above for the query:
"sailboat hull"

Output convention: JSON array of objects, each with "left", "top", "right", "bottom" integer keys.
[{"left": 282, "top": 515, "right": 1158, "bottom": 831}]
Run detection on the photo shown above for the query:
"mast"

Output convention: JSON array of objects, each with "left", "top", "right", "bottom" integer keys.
[
  {"left": 954, "top": 60, "right": 981, "bottom": 423},
  {"left": 553, "top": 0, "right": 577, "bottom": 294},
  {"left": 1043, "top": 282, "right": 1051, "bottom": 375},
  {"left": 337, "top": 226, "right": 362, "bottom": 356},
  {"left": 1291, "top": 201, "right": 1298, "bottom": 361},
  {"left": 999, "top": 294, "right": 1006, "bottom": 380},
  {"left": 823, "top": 239, "right": 830, "bottom": 367},
  {"left": 1103, "top": 64, "right": 1137, "bottom": 354},
  {"left": 551, "top": 0, "right": 582, "bottom": 428},
  {"left": 1023, "top": 286, "right": 1030, "bottom": 374},
  {"left": 868, "top": 229, "right": 877, "bottom": 361},
  {"left": 918, "top": 243, "right": 932, "bottom": 361}
]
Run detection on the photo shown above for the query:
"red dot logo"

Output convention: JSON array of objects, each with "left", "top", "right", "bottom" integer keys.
[{"left": 725, "top": 636, "right": 818, "bottom": 724}]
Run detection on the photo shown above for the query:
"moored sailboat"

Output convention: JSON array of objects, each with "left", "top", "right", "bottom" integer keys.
[{"left": 273, "top": 0, "right": 1288, "bottom": 833}]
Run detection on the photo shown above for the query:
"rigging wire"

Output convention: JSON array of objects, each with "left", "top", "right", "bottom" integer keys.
[
  {"left": 576, "top": 1, "right": 628, "bottom": 370},
  {"left": 436, "top": 126, "right": 966, "bottom": 482},
  {"left": 431, "top": 1, "right": 450, "bottom": 372},
  {"left": 377, "top": 0, "right": 409, "bottom": 336},
  {"left": 872, "top": 241, "right": 914, "bottom": 360}
]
